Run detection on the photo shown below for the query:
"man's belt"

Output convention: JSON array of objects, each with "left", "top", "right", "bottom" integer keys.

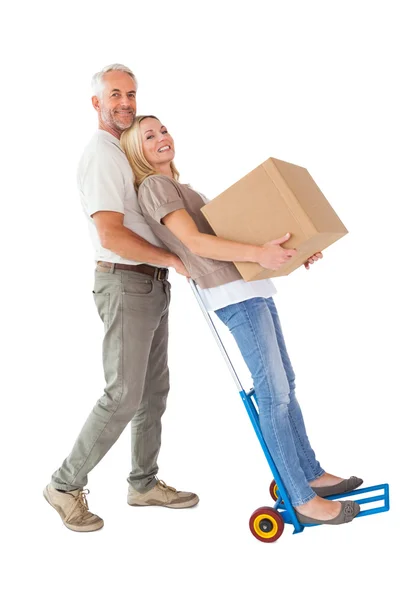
[{"left": 97, "top": 261, "right": 168, "bottom": 281}]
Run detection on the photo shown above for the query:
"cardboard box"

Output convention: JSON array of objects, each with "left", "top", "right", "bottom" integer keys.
[{"left": 200, "top": 157, "right": 348, "bottom": 280}]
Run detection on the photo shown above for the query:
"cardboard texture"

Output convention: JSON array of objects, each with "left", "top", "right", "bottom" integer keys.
[{"left": 201, "top": 157, "right": 348, "bottom": 280}]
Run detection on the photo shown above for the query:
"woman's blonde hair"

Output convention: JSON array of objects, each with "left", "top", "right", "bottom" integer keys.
[{"left": 120, "top": 115, "right": 179, "bottom": 191}]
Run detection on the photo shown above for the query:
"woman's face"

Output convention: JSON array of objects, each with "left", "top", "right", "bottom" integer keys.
[{"left": 140, "top": 117, "right": 175, "bottom": 169}]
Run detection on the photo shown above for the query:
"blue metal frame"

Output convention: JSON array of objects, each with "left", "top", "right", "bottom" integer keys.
[
  {"left": 189, "top": 280, "right": 390, "bottom": 535},
  {"left": 243, "top": 387, "right": 390, "bottom": 532}
]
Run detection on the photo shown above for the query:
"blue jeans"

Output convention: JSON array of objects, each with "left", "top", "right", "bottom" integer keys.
[{"left": 215, "top": 297, "right": 324, "bottom": 506}]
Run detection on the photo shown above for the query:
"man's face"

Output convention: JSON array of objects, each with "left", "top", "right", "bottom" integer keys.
[{"left": 92, "top": 71, "right": 137, "bottom": 134}]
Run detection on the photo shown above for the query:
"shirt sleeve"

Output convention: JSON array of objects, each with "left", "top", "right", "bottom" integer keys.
[
  {"left": 139, "top": 176, "right": 186, "bottom": 223},
  {"left": 196, "top": 191, "right": 210, "bottom": 204},
  {"left": 80, "top": 144, "right": 126, "bottom": 217}
]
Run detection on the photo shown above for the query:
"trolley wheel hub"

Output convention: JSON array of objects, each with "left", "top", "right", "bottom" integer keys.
[{"left": 259, "top": 518, "right": 274, "bottom": 533}]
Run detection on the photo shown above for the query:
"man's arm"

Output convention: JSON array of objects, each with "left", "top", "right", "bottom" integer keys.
[{"left": 92, "top": 211, "right": 188, "bottom": 275}]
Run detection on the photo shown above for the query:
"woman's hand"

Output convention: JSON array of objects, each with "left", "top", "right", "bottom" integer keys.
[
  {"left": 258, "top": 233, "right": 297, "bottom": 270},
  {"left": 304, "top": 251, "right": 323, "bottom": 270}
]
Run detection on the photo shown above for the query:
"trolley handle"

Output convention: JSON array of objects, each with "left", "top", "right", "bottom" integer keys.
[{"left": 189, "top": 278, "right": 245, "bottom": 393}]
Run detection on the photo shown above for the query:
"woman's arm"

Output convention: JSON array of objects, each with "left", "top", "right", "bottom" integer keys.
[{"left": 162, "top": 209, "right": 296, "bottom": 271}]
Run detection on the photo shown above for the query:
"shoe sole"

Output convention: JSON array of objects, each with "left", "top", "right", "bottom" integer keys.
[
  {"left": 43, "top": 488, "right": 104, "bottom": 532},
  {"left": 127, "top": 499, "right": 199, "bottom": 509}
]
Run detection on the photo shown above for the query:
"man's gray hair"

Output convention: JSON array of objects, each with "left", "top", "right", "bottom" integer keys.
[{"left": 91, "top": 64, "right": 137, "bottom": 97}]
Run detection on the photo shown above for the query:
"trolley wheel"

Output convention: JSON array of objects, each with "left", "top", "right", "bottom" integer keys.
[
  {"left": 249, "top": 506, "right": 285, "bottom": 543},
  {"left": 269, "top": 479, "right": 279, "bottom": 501}
]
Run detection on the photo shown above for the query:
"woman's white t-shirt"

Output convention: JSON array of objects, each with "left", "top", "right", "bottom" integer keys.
[{"left": 197, "top": 277, "right": 277, "bottom": 312}]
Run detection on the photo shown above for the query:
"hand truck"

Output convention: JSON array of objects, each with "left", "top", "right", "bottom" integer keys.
[{"left": 189, "top": 279, "right": 390, "bottom": 542}]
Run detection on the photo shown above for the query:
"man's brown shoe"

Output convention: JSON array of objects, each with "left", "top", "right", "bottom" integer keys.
[
  {"left": 127, "top": 479, "right": 199, "bottom": 509},
  {"left": 43, "top": 484, "right": 104, "bottom": 532}
]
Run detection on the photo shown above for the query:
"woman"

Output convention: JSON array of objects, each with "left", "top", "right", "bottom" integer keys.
[{"left": 120, "top": 115, "right": 362, "bottom": 525}]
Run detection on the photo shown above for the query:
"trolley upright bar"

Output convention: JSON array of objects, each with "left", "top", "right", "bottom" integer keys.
[{"left": 189, "top": 279, "right": 244, "bottom": 392}]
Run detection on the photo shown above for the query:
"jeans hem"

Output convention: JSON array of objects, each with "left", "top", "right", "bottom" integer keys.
[
  {"left": 307, "top": 468, "right": 325, "bottom": 483},
  {"left": 291, "top": 489, "right": 317, "bottom": 507}
]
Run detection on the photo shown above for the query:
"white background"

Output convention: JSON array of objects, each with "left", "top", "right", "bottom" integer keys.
[{"left": 1, "top": 0, "right": 399, "bottom": 598}]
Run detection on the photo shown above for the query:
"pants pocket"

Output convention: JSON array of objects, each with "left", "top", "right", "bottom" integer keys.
[
  {"left": 93, "top": 292, "right": 111, "bottom": 329},
  {"left": 122, "top": 275, "right": 153, "bottom": 296}
]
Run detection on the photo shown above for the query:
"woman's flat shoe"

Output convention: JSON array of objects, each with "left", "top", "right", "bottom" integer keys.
[
  {"left": 295, "top": 500, "right": 360, "bottom": 525},
  {"left": 311, "top": 476, "right": 363, "bottom": 498}
]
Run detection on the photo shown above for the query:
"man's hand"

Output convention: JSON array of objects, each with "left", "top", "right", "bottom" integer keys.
[
  {"left": 258, "top": 233, "right": 297, "bottom": 270},
  {"left": 304, "top": 251, "right": 323, "bottom": 270},
  {"left": 171, "top": 256, "right": 190, "bottom": 277}
]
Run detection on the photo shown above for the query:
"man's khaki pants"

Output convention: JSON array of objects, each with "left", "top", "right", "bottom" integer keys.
[{"left": 51, "top": 267, "right": 170, "bottom": 493}]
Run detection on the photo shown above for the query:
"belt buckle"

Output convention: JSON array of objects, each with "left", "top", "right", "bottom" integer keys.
[{"left": 157, "top": 268, "right": 167, "bottom": 281}]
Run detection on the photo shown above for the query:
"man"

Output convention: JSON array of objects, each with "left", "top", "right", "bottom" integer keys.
[{"left": 44, "top": 64, "right": 199, "bottom": 532}]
